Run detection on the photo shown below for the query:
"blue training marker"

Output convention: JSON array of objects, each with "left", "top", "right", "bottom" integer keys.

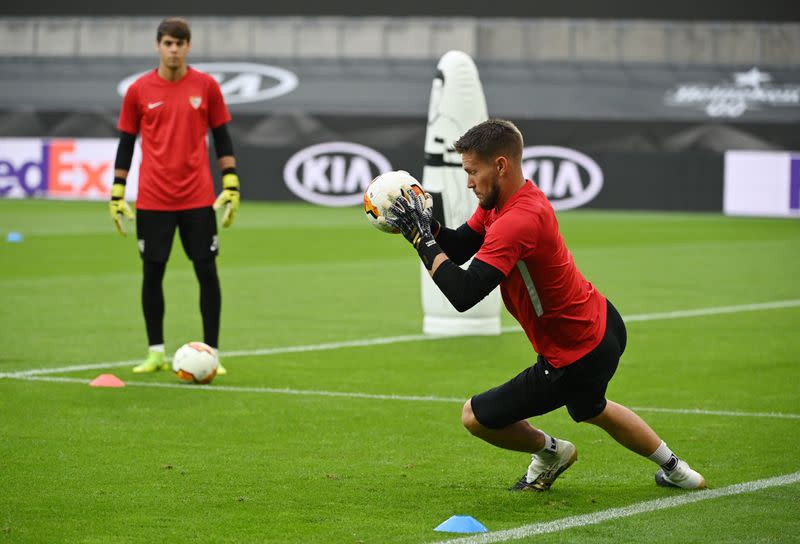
[
  {"left": 6, "top": 232, "right": 23, "bottom": 243},
  {"left": 434, "top": 515, "right": 488, "bottom": 533}
]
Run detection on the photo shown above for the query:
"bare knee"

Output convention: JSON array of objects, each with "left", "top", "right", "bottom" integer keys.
[
  {"left": 585, "top": 409, "right": 608, "bottom": 428},
  {"left": 584, "top": 400, "right": 638, "bottom": 431},
  {"left": 461, "top": 399, "right": 483, "bottom": 435}
]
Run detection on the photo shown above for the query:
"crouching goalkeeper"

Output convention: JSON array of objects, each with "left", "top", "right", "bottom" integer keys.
[{"left": 387, "top": 119, "right": 706, "bottom": 491}]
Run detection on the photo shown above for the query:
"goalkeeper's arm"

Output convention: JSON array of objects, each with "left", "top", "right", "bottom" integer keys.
[
  {"left": 434, "top": 223, "right": 484, "bottom": 266},
  {"left": 113, "top": 130, "right": 136, "bottom": 183},
  {"left": 430, "top": 257, "right": 504, "bottom": 312},
  {"left": 387, "top": 189, "right": 501, "bottom": 310},
  {"left": 109, "top": 131, "right": 137, "bottom": 235},
  {"left": 211, "top": 122, "right": 236, "bottom": 172},
  {"left": 211, "top": 123, "right": 240, "bottom": 227},
  {"left": 425, "top": 222, "right": 499, "bottom": 311}
]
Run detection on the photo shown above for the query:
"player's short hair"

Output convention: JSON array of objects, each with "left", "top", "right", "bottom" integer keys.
[
  {"left": 454, "top": 119, "right": 523, "bottom": 162},
  {"left": 157, "top": 17, "right": 191, "bottom": 43}
]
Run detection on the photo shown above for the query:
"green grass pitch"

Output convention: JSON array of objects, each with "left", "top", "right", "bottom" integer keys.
[{"left": 1, "top": 199, "right": 799, "bottom": 543}]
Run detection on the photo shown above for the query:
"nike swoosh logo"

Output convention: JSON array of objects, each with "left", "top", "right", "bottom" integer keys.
[{"left": 147, "top": 101, "right": 164, "bottom": 109}]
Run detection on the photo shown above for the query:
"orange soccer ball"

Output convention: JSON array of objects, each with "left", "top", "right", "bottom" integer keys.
[
  {"left": 172, "top": 342, "right": 219, "bottom": 384},
  {"left": 363, "top": 170, "right": 426, "bottom": 233}
]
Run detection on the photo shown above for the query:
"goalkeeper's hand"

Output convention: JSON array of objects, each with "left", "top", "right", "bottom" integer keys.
[
  {"left": 386, "top": 187, "right": 443, "bottom": 270},
  {"left": 213, "top": 173, "right": 240, "bottom": 228},
  {"left": 109, "top": 182, "right": 134, "bottom": 236},
  {"left": 387, "top": 188, "right": 434, "bottom": 248}
]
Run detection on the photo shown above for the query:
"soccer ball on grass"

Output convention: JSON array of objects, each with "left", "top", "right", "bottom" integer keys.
[
  {"left": 172, "top": 342, "right": 219, "bottom": 384},
  {"left": 363, "top": 170, "right": 428, "bottom": 233}
]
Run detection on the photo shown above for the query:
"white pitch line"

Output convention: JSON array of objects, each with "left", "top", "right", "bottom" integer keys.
[
  {"left": 12, "top": 375, "right": 465, "bottom": 402},
  {"left": 0, "top": 333, "right": 448, "bottom": 378},
  {"left": 8, "top": 375, "right": 800, "bottom": 420},
  {"left": 431, "top": 470, "right": 800, "bottom": 544},
  {"left": 622, "top": 299, "right": 800, "bottom": 323},
  {"left": 629, "top": 406, "right": 800, "bottom": 420},
  {"left": 0, "top": 359, "right": 145, "bottom": 378},
  {"left": 3, "top": 298, "right": 799, "bottom": 379}
]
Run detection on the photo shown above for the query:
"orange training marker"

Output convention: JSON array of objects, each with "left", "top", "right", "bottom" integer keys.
[{"left": 89, "top": 374, "right": 126, "bottom": 388}]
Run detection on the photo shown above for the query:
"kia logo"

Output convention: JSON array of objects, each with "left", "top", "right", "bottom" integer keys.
[
  {"left": 521, "top": 146, "right": 603, "bottom": 210},
  {"left": 283, "top": 142, "right": 393, "bottom": 207},
  {"left": 118, "top": 62, "right": 298, "bottom": 105}
]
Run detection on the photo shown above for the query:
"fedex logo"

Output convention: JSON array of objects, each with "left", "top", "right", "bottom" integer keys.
[
  {"left": 0, "top": 139, "right": 47, "bottom": 197},
  {"left": 0, "top": 138, "right": 140, "bottom": 200}
]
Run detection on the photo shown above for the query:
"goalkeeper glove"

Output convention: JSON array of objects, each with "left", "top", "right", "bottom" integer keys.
[
  {"left": 109, "top": 180, "right": 134, "bottom": 236},
  {"left": 213, "top": 170, "right": 240, "bottom": 228},
  {"left": 386, "top": 187, "right": 443, "bottom": 270}
]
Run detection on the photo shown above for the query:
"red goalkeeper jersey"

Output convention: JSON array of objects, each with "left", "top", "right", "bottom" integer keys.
[
  {"left": 468, "top": 181, "right": 607, "bottom": 367},
  {"left": 118, "top": 67, "right": 231, "bottom": 211}
]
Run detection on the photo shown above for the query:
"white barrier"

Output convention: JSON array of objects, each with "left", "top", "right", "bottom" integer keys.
[
  {"left": 724, "top": 151, "right": 800, "bottom": 218},
  {"left": 0, "top": 137, "right": 140, "bottom": 201}
]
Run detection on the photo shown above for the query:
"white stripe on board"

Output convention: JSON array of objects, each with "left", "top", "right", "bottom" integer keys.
[
  {"left": 2, "top": 298, "right": 799, "bottom": 378},
  {"left": 430, "top": 470, "right": 800, "bottom": 544},
  {"left": 8, "top": 375, "right": 800, "bottom": 420}
]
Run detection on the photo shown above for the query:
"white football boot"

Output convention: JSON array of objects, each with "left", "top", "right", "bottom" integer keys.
[
  {"left": 511, "top": 438, "right": 578, "bottom": 491},
  {"left": 655, "top": 459, "right": 707, "bottom": 489}
]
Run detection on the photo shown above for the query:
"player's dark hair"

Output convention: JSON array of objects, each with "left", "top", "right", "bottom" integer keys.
[
  {"left": 157, "top": 17, "right": 191, "bottom": 43},
  {"left": 453, "top": 119, "right": 523, "bottom": 162}
]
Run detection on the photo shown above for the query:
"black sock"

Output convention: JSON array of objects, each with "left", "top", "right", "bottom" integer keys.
[
  {"left": 193, "top": 258, "right": 221, "bottom": 349},
  {"left": 142, "top": 260, "right": 166, "bottom": 346}
]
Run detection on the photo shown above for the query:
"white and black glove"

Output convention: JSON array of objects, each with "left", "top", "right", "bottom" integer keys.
[{"left": 386, "top": 187, "right": 443, "bottom": 270}]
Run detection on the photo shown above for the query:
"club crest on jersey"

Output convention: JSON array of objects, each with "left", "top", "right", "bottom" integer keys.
[{"left": 189, "top": 96, "right": 202, "bottom": 109}]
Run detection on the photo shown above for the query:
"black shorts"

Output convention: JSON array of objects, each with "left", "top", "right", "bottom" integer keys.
[
  {"left": 471, "top": 299, "right": 628, "bottom": 428},
  {"left": 136, "top": 207, "right": 218, "bottom": 263}
]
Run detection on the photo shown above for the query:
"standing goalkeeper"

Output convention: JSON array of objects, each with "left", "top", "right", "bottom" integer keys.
[
  {"left": 388, "top": 119, "right": 705, "bottom": 491},
  {"left": 109, "top": 17, "right": 240, "bottom": 374}
]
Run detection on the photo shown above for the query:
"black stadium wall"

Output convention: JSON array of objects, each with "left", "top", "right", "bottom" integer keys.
[
  {"left": 211, "top": 116, "right": 765, "bottom": 212},
  {"left": 0, "top": 110, "right": 783, "bottom": 212},
  {"left": 231, "top": 145, "right": 724, "bottom": 213},
  {"left": 3, "top": 0, "right": 798, "bottom": 20},
  {"left": 2, "top": 55, "right": 795, "bottom": 212}
]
